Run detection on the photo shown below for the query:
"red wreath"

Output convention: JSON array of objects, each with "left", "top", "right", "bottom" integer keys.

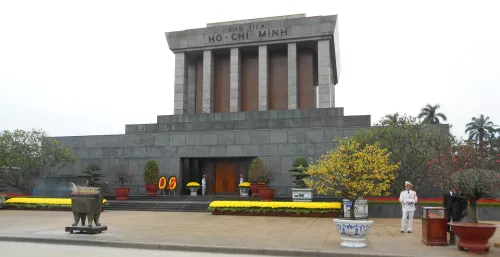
[
  {"left": 158, "top": 176, "right": 167, "bottom": 190},
  {"left": 168, "top": 176, "right": 177, "bottom": 190}
]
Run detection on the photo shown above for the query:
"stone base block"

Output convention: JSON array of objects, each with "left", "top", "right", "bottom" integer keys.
[
  {"left": 343, "top": 199, "right": 368, "bottom": 219},
  {"left": 65, "top": 225, "right": 107, "bottom": 235},
  {"left": 292, "top": 188, "right": 313, "bottom": 202}
]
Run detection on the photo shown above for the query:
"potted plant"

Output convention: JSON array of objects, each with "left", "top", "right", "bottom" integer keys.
[
  {"left": 288, "top": 157, "right": 313, "bottom": 202},
  {"left": 427, "top": 141, "right": 500, "bottom": 253},
  {"left": 79, "top": 163, "right": 104, "bottom": 187},
  {"left": 186, "top": 182, "right": 201, "bottom": 196},
  {"left": 144, "top": 160, "right": 160, "bottom": 196},
  {"left": 257, "top": 165, "right": 277, "bottom": 201},
  {"left": 248, "top": 157, "right": 266, "bottom": 196},
  {"left": 304, "top": 138, "right": 399, "bottom": 248},
  {"left": 113, "top": 166, "right": 134, "bottom": 201},
  {"left": 238, "top": 182, "right": 251, "bottom": 196}
]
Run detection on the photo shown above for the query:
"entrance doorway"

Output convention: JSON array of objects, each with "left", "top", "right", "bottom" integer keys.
[
  {"left": 180, "top": 157, "right": 254, "bottom": 195},
  {"left": 215, "top": 163, "right": 237, "bottom": 193}
]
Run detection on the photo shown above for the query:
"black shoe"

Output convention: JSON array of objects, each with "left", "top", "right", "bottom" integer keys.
[
  {"left": 400, "top": 230, "right": 405, "bottom": 233},
  {"left": 408, "top": 231, "right": 412, "bottom": 233}
]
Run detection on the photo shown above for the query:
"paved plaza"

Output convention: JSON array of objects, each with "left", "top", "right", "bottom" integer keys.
[{"left": 0, "top": 210, "right": 499, "bottom": 257}]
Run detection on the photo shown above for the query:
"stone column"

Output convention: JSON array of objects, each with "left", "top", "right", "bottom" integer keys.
[
  {"left": 186, "top": 57, "right": 197, "bottom": 114},
  {"left": 202, "top": 50, "right": 214, "bottom": 113},
  {"left": 230, "top": 48, "right": 241, "bottom": 112},
  {"left": 317, "top": 40, "right": 332, "bottom": 108},
  {"left": 258, "top": 45, "right": 268, "bottom": 111},
  {"left": 287, "top": 43, "right": 298, "bottom": 109},
  {"left": 174, "top": 53, "right": 187, "bottom": 115}
]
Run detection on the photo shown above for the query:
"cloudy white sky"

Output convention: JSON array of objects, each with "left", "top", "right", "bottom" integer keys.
[{"left": 1, "top": 0, "right": 499, "bottom": 138}]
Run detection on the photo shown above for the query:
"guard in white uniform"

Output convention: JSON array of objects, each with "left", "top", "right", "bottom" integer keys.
[
  {"left": 201, "top": 175, "right": 206, "bottom": 195},
  {"left": 239, "top": 174, "right": 244, "bottom": 196},
  {"left": 399, "top": 181, "right": 418, "bottom": 233}
]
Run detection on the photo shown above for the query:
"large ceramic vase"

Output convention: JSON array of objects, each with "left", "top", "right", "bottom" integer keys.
[
  {"left": 250, "top": 183, "right": 266, "bottom": 196},
  {"left": 259, "top": 188, "right": 275, "bottom": 201},
  {"left": 240, "top": 187, "right": 250, "bottom": 197},
  {"left": 450, "top": 222, "right": 497, "bottom": 253},
  {"left": 188, "top": 187, "right": 199, "bottom": 196},
  {"left": 333, "top": 219, "right": 374, "bottom": 248},
  {"left": 114, "top": 187, "right": 130, "bottom": 200},
  {"left": 145, "top": 184, "right": 158, "bottom": 196}
]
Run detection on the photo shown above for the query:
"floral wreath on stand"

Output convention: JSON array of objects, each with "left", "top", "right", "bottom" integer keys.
[
  {"left": 167, "top": 176, "right": 177, "bottom": 195},
  {"left": 158, "top": 176, "right": 167, "bottom": 195}
]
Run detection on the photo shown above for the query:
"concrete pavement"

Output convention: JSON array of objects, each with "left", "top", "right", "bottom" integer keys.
[
  {"left": 0, "top": 210, "right": 498, "bottom": 257},
  {"left": 0, "top": 242, "right": 269, "bottom": 257}
]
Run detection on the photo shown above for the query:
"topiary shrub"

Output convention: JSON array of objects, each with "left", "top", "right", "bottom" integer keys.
[
  {"left": 79, "top": 163, "right": 104, "bottom": 187},
  {"left": 143, "top": 160, "right": 160, "bottom": 185},
  {"left": 289, "top": 157, "right": 310, "bottom": 188}
]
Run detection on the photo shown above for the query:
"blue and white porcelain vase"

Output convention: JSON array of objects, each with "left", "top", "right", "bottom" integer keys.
[{"left": 333, "top": 218, "right": 374, "bottom": 248}]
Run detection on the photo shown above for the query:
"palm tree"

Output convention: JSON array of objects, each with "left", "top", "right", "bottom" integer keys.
[
  {"left": 465, "top": 114, "right": 499, "bottom": 150},
  {"left": 380, "top": 113, "right": 400, "bottom": 126},
  {"left": 418, "top": 104, "right": 448, "bottom": 124}
]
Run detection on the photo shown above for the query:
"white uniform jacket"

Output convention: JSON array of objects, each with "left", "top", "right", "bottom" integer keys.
[{"left": 399, "top": 190, "right": 418, "bottom": 211}]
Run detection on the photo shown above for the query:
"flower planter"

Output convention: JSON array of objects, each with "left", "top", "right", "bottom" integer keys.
[
  {"left": 292, "top": 188, "right": 313, "bottom": 202},
  {"left": 239, "top": 187, "right": 250, "bottom": 196},
  {"left": 145, "top": 184, "right": 158, "bottom": 196},
  {"left": 114, "top": 187, "right": 130, "bottom": 201},
  {"left": 188, "top": 187, "right": 200, "bottom": 196},
  {"left": 259, "top": 188, "right": 275, "bottom": 201},
  {"left": 250, "top": 183, "right": 266, "bottom": 196},
  {"left": 449, "top": 222, "right": 497, "bottom": 253},
  {"left": 213, "top": 210, "right": 340, "bottom": 218},
  {"left": 333, "top": 219, "right": 374, "bottom": 248}
]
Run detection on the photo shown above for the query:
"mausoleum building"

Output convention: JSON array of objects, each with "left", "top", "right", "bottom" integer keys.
[{"left": 55, "top": 14, "right": 371, "bottom": 196}]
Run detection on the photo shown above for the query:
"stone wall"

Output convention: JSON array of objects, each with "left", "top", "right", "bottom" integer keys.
[{"left": 54, "top": 108, "right": 371, "bottom": 197}]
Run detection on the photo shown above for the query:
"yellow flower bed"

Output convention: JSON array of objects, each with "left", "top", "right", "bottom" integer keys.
[
  {"left": 209, "top": 201, "right": 341, "bottom": 210},
  {"left": 238, "top": 182, "right": 250, "bottom": 187},
  {"left": 5, "top": 197, "right": 108, "bottom": 205},
  {"left": 186, "top": 182, "right": 200, "bottom": 187}
]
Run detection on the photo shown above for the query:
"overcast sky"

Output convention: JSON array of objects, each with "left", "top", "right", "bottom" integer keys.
[{"left": 1, "top": 0, "right": 499, "bottom": 138}]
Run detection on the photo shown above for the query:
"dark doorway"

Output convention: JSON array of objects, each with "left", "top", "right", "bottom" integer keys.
[{"left": 180, "top": 157, "right": 253, "bottom": 195}]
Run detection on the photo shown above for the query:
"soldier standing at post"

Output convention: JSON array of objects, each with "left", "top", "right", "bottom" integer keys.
[
  {"left": 201, "top": 174, "right": 206, "bottom": 196},
  {"left": 239, "top": 174, "right": 245, "bottom": 196},
  {"left": 400, "top": 181, "right": 418, "bottom": 233},
  {"left": 443, "top": 187, "right": 468, "bottom": 244}
]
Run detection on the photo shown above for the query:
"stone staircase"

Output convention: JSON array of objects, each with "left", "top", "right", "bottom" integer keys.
[{"left": 104, "top": 195, "right": 260, "bottom": 212}]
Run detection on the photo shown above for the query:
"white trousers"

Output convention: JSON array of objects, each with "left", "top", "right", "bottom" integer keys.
[
  {"left": 202, "top": 185, "right": 206, "bottom": 195},
  {"left": 401, "top": 210, "right": 415, "bottom": 231}
]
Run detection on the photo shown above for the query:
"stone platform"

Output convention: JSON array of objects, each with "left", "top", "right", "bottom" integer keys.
[{"left": 65, "top": 225, "right": 107, "bottom": 235}]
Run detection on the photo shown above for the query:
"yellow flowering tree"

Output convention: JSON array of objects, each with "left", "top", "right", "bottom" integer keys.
[{"left": 304, "top": 138, "right": 399, "bottom": 220}]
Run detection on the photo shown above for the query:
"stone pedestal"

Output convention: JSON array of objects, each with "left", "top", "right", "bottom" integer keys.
[
  {"left": 292, "top": 188, "right": 313, "bottom": 202},
  {"left": 343, "top": 199, "right": 368, "bottom": 219},
  {"left": 65, "top": 225, "right": 107, "bottom": 234}
]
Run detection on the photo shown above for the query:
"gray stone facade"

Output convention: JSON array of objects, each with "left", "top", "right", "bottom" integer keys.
[
  {"left": 55, "top": 108, "right": 370, "bottom": 196},
  {"left": 168, "top": 13, "right": 341, "bottom": 113},
  {"left": 51, "top": 14, "right": 371, "bottom": 197}
]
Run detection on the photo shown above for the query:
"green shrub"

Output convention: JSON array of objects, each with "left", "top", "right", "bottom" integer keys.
[
  {"left": 144, "top": 160, "right": 160, "bottom": 184},
  {"left": 248, "top": 158, "right": 265, "bottom": 183},
  {"left": 79, "top": 163, "right": 104, "bottom": 187},
  {"left": 288, "top": 157, "right": 310, "bottom": 188}
]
